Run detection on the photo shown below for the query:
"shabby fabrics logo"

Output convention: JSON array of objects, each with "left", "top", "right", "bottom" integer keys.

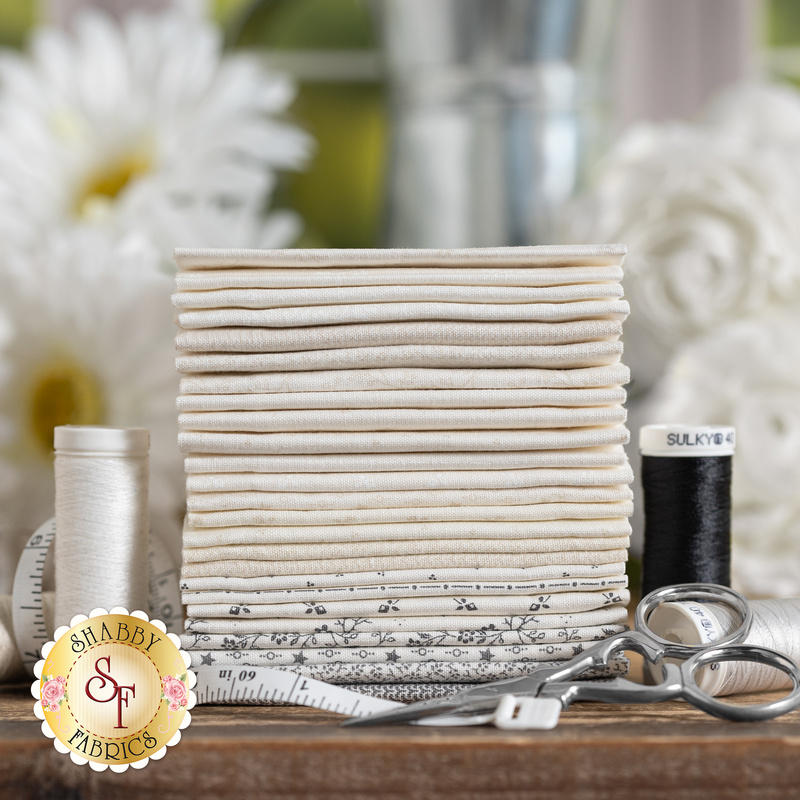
[{"left": 32, "top": 608, "right": 195, "bottom": 772}]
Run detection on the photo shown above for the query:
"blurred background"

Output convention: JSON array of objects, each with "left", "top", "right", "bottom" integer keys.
[
  {"left": 1, "top": 0, "right": 799, "bottom": 599},
  {"left": 0, "top": 0, "right": 766, "bottom": 251}
]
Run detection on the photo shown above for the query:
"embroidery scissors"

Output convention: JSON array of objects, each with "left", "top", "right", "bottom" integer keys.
[{"left": 342, "top": 583, "right": 800, "bottom": 728}]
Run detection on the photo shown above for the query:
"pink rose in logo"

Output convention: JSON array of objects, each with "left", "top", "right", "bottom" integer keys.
[
  {"left": 162, "top": 675, "right": 187, "bottom": 708},
  {"left": 41, "top": 677, "right": 66, "bottom": 710}
]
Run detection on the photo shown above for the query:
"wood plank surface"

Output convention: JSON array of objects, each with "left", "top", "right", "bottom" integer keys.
[{"left": 2, "top": 683, "right": 800, "bottom": 800}]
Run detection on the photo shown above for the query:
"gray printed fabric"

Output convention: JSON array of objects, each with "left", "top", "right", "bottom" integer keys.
[
  {"left": 185, "top": 501, "right": 634, "bottom": 529},
  {"left": 175, "top": 342, "right": 624, "bottom": 374},
  {"left": 177, "top": 387, "right": 628, "bottom": 413},
  {"left": 183, "top": 446, "right": 629, "bottom": 474},
  {"left": 196, "top": 667, "right": 628, "bottom": 705},
  {"left": 181, "top": 658, "right": 628, "bottom": 685},
  {"left": 180, "top": 620, "right": 627, "bottom": 650},
  {"left": 179, "top": 365, "right": 631, "bottom": 394},
  {"left": 180, "top": 575, "right": 629, "bottom": 606},
  {"left": 173, "top": 244, "right": 626, "bottom": 270},
  {"left": 183, "top": 605, "right": 629, "bottom": 635},
  {"left": 175, "top": 320, "right": 623, "bottom": 352},
  {"left": 181, "top": 537, "right": 630, "bottom": 565},
  {"left": 186, "top": 588, "right": 629, "bottom": 619},
  {"left": 178, "top": 427, "right": 631, "bottom": 455},
  {"left": 178, "top": 562, "right": 629, "bottom": 592},
  {"left": 181, "top": 518, "right": 632, "bottom": 547},
  {"left": 171, "top": 282, "right": 624, "bottom": 310},
  {"left": 180, "top": 639, "right": 620, "bottom": 666},
  {"left": 177, "top": 300, "right": 630, "bottom": 329},
  {"left": 174, "top": 265, "right": 625, "bottom": 290}
]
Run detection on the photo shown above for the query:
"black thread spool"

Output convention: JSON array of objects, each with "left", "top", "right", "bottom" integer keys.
[{"left": 640, "top": 424, "right": 735, "bottom": 597}]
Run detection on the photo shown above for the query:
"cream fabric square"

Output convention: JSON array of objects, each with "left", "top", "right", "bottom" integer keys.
[
  {"left": 183, "top": 446, "right": 629, "bottom": 474},
  {"left": 175, "top": 319, "right": 623, "bottom": 353},
  {"left": 181, "top": 518, "right": 632, "bottom": 547},
  {"left": 184, "top": 465, "right": 634, "bottom": 494},
  {"left": 178, "top": 426, "right": 631, "bottom": 455},
  {"left": 177, "top": 300, "right": 630, "bottom": 328},
  {"left": 174, "top": 265, "right": 625, "bottom": 290},
  {"left": 179, "top": 364, "right": 631, "bottom": 396}
]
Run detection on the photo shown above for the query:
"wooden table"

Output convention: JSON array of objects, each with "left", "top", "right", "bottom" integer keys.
[{"left": 2, "top": 683, "right": 799, "bottom": 800}]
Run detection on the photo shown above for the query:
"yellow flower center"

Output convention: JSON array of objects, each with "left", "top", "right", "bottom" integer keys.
[
  {"left": 75, "top": 151, "right": 153, "bottom": 221},
  {"left": 27, "top": 359, "right": 106, "bottom": 455}
]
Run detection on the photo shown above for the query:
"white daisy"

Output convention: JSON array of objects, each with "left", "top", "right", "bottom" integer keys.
[
  {"left": 0, "top": 229, "right": 183, "bottom": 590},
  {"left": 0, "top": 9, "right": 311, "bottom": 259}
]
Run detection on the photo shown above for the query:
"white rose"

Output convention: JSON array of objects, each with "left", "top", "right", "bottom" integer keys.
[
  {"left": 645, "top": 310, "right": 800, "bottom": 595},
  {"left": 569, "top": 97, "right": 800, "bottom": 392},
  {"left": 704, "top": 82, "right": 800, "bottom": 151}
]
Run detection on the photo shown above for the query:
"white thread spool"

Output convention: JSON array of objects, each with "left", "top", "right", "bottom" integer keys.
[
  {"left": 54, "top": 426, "right": 150, "bottom": 628},
  {"left": 648, "top": 599, "right": 800, "bottom": 695}
]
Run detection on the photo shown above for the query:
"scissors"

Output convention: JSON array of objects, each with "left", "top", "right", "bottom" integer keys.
[{"left": 342, "top": 583, "right": 800, "bottom": 728}]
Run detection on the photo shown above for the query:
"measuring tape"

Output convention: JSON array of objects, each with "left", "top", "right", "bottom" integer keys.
[
  {"left": 193, "top": 664, "right": 402, "bottom": 715},
  {"left": 10, "top": 517, "right": 182, "bottom": 676},
  {"left": 11, "top": 518, "right": 56, "bottom": 674},
  {"left": 191, "top": 665, "right": 562, "bottom": 729}
]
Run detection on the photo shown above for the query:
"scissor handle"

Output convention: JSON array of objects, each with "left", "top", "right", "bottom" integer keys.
[
  {"left": 635, "top": 583, "right": 753, "bottom": 656},
  {"left": 679, "top": 644, "right": 800, "bottom": 721}
]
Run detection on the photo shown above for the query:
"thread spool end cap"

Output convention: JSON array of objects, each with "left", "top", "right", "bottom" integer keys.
[
  {"left": 54, "top": 426, "right": 150, "bottom": 455},
  {"left": 639, "top": 424, "right": 735, "bottom": 457}
]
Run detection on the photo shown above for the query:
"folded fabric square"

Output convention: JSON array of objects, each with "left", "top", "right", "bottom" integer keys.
[
  {"left": 172, "top": 283, "right": 625, "bottom": 311},
  {"left": 180, "top": 573, "right": 629, "bottom": 606},
  {"left": 173, "top": 244, "right": 626, "bottom": 270},
  {"left": 178, "top": 561, "right": 630, "bottom": 592},
  {"left": 175, "top": 342, "right": 625, "bottom": 374},
  {"left": 182, "top": 446, "right": 630, "bottom": 474},
  {"left": 174, "top": 265, "right": 625, "bottom": 290},
  {"left": 178, "top": 427, "right": 631, "bottom": 455},
  {"left": 184, "top": 465, "right": 634, "bottom": 494},
  {"left": 179, "top": 365, "right": 631, "bottom": 395},
  {"left": 180, "top": 518, "right": 632, "bottom": 547},
  {"left": 176, "top": 300, "right": 630, "bottom": 329},
  {"left": 175, "top": 319, "right": 624, "bottom": 353},
  {"left": 183, "top": 605, "right": 630, "bottom": 635}
]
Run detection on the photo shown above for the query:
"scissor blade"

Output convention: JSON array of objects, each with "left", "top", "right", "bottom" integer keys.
[{"left": 342, "top": 696, "right": 465, "bottom": 727}]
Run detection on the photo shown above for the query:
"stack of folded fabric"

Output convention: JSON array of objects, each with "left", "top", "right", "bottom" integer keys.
[{"left": 174, "top": 245, "right": 633, "bottom": 702}]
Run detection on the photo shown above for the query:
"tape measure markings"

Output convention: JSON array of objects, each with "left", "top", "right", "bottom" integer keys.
[
  {"left": 193, "top": 664, "right": 401, "bottom": 716},
  {"left": 12, "top": 519, "right": 56, "bottom": 672}
]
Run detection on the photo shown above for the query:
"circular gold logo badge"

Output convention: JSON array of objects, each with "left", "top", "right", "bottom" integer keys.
[{"left": 33, "top": 608, "right": 195, "bottom": 772}]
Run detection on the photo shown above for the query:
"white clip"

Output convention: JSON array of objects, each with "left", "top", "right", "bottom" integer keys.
[
  {"left": 418, "top": 694, "right": 562, "bottom": 730},
  {"left": 491, "top": 695, "right": 562, "bottom": 730}
]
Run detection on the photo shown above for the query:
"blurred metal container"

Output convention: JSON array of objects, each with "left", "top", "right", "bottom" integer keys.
[{"left": 377, "top": 0, "right": 620, "bottom": 247}]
